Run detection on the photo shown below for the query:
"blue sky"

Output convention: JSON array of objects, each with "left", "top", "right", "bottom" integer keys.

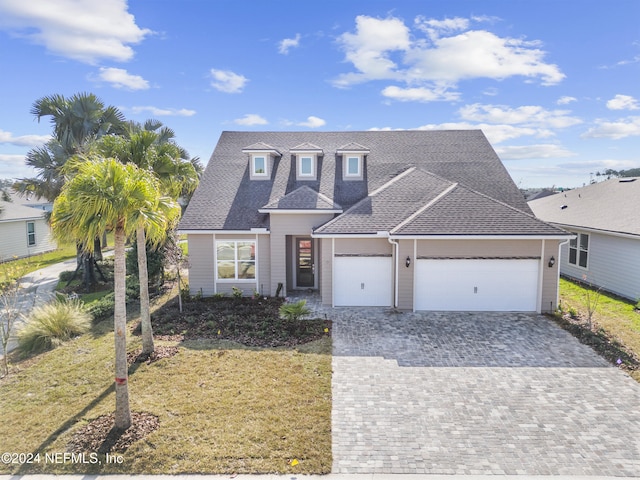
[{"left": 0, "top": 0, "right": 639, "bottom": 188}]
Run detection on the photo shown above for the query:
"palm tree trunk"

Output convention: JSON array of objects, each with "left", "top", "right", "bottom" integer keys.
[
  {"left": 114, "top": 226, "right": 132, "bottom": 430},
  {"left": 137, "top": 226, "right": 154, "bottom": 355}
]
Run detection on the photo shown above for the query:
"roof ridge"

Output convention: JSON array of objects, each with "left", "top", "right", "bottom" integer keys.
[{"left": 390, "top": 182, "right": 458, "bottom": 234}]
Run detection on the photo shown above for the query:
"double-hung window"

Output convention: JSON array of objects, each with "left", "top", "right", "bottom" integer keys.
[
  {"left": 216, "top": 241, "right": 256, "bottom": 280},
  {"left": 26, "top": 222, "right": 36, "bottom": 246},
  {"left": 569, "top": 232, "right": 589, "bottom": 268}
]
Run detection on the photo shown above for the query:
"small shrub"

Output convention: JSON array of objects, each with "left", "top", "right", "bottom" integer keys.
[
  {"left": 18, "top": 299, "right": 91, "bottom": 354},
  {"left": 213, "top": 292, "right": 226, "bottom": 300},
  {"left": 87, "top": 293, "right": 115, "bottom": 321},
  {"left": 232, "top": 286, "right": 243, "bottom": 299},
  {"left": 279, "top": 300, "right": 311, "bottom": 321},
  {"left": 58, "top": 270, "right": 76, "bottom": 282},
  {"left": 568, "top": 307, "right": 577, "bottom": 318}
]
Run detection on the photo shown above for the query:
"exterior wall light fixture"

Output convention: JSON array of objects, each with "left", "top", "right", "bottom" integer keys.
[
  {"left": 405, "top": 256, "right": 411, "bottom": 268},
  {"left": 548, "top": 256, "right": 556, "bottom": 268}
]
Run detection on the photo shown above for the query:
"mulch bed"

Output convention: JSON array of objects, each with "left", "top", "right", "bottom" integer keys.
[
  {"left": 68, "top": 412, "right": 159, "bottom": 454},
  {"left": 149, "top": 296, "right": 331, "bottom": 348},
  {"left": 552, "top": 313, "right": 640, "bottom": 371},
  {"left": 127, "top": 345, "right": 180, "bottom": 365}
]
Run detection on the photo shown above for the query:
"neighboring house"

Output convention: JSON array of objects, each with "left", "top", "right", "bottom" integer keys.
[
  {"left": 179, "top": 131, "right": 570, "bottom": 313},
  {"left": 0, "top": 200, "right": 56, "bottom": 260},
  {"left": 529, "top": 177, "right": 640, "bottom": 301}
]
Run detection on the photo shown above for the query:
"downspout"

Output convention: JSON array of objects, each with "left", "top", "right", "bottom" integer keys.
[{"left": 387, "top": 235, "right": 399, "bottom": 308}]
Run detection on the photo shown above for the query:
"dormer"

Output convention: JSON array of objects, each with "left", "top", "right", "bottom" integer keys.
[
  {"left": 242, "top": 142, "right": 281, "bottom": 180},
  {"left": 336, "top": 142, "right": 369, "bottom": 181},
  {"left": 290, "top": 143, "right": 323, "bottom": 181}
]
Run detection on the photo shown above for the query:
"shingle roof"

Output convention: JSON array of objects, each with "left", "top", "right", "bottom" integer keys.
[
  {"left": 260, "top": 185, "right": 341, "bottom": 211},
  {"left": 180, "top": 130, "right": 539, "bottom": 232},
  {"left": 0, "top": 201, "right": 46, "bottom": 222},
  {"left": 529, "top": 177, "right": 640, "bottom": 236}
]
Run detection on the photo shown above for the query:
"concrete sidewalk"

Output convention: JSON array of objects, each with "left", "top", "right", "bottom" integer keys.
[{"left": 2, "top": 257, "right": 77, "bottom": 354}]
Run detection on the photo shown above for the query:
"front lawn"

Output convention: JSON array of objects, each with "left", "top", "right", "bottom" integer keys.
[
  {"left": 0, "top": 294, "right": 332, "bottom": 474},
  {"left": 558, "top": 277, "right": 640, "bottom": 382}
]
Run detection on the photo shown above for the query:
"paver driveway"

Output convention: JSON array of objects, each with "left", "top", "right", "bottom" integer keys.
[{"left": 330, "top": 309, "right": 640, "bottom": 475}]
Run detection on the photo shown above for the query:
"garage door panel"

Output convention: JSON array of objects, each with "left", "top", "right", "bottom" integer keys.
[
  {"left": 334, "top": 257, "right": 392, "bottom": 307},
  {"left": 415, "top": 259, "right": 539, "bottom": 312}
]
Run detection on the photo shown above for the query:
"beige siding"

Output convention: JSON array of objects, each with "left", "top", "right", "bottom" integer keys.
[
  {"left": 0, "top": 218, "right": 56, "bottom": 261},
  {"left": 334, "top": 237, "right": 391, "bottom": 255},
  {"left": 320, "top": 238, "right": 333, "bottom": 305},
  {"left": 187, "top": 234, "right": 215, "bottom": 296},
  {"left": 397, "top": 240, "right": 414, "bottom": 310},
  {"left": 417, "top": 239, "right": 541, "bottom": 257},
  {"left": 269, "top": 213, "right": 334, "bottom": 295},
  {"left": 257, "top": 234, "right": 270, "bottom": 296},
  {"left": 541, "top": 239, "right": 561, "bottom": 313}
]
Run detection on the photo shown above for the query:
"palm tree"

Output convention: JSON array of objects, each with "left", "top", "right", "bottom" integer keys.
[
  {"left": 95, "top": 126, "right": 196, "bottom": 356},
  {"left": 51, "top": 157, "right": 176, "bottom": 430}
]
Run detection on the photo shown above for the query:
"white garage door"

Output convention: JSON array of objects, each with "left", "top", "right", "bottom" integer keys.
[
  {"left": 334, "top": 256, "right": 393, "bottom": 307},
  {"left": 415, "top": 259, "right": 539, "bottom": 312}
]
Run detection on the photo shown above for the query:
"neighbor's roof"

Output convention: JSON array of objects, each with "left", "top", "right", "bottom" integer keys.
[
  {"left": 0, "top": 201, "right": 47, "bottom": 222},
  {"left": 528, "top": 177, "right": 640, "bottom": 236},
  {"left": 180, "top": 130, "right": 538, "bottom": 232}
]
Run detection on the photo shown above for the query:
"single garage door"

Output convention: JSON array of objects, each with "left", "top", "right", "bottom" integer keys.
[
  {"left": 334, "top": 256, "right": 393, "bottom": 307},
  {"left": 415, "top": 258, "right": 539, "bottom": 311}
]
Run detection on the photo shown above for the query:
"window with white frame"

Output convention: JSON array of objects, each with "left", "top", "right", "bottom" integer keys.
[
  {"left": 569, "top": 232, "right": 589, "bottom": 268},
  {"left": 299, "top": 155, "right": 314, "bottom": 177},
  {"left": 252, "top": 155, "right": 267, "bottom": 176},
  {"left": 216, "top": 240, "right": 256, "bottom": 280},
  {"left": 26, "top": 222, "right": 36, "bottom": 246},
  {"left": 346, "top": 155, "right": 361, "bottom": 177}
]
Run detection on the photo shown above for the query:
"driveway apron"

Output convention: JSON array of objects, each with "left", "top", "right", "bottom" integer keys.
[{"left": 330, "top": 309, "right": 640, "bottom": 475}]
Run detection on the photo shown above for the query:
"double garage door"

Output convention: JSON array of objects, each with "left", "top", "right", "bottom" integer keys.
[{"left": 334, "top": 256, "right": 540, "bottom": 311}]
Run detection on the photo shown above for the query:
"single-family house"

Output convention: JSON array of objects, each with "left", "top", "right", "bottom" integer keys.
[
  {"left": 179, "top": 130, "right": 570, "bottom": 313},
  {"left": 0, "top": 200, "right": 56, "bottom": 261},
  {"left": 529, "top": 177, "right": 640, "bottom": 301}
]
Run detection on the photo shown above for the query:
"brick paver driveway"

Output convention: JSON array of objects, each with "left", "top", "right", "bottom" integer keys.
[{"left": 330, "top": 310, "right": 640, "bottom": 475}]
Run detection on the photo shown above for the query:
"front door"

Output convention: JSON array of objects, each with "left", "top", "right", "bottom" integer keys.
[{"left": 296, "top": 237, "right": 314, "bottom": 288}]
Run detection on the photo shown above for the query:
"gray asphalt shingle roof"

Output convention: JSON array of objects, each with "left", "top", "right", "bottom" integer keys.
[
  {"left": 260, "top": 185, "right": 341, "bottom": 211},
  {"left": 180, "top": 130, "right": 560, "bottom": 235},
  {"left": 529, "top": 177, "right": 640, "bottom": 236}
]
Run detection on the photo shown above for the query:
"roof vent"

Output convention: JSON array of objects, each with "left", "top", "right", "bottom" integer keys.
[
  {"left": 561, "top": 205, "right": 568, "bottom": 209},
  {"left": 619, "top": 178, "right": 637, "bottom": 183}
]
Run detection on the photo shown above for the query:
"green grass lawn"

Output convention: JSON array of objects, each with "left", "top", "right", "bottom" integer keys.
[
  {"left": 559, "top": 277, "right": 640, "bottom": 381},
  {"left": 0, "top": 295, "right": 332, "bottom": 474}
]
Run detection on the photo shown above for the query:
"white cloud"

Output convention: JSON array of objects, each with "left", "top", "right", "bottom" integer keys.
[
  {"left": 96, "top": 67, "right": 149, "bottom": 90},
  {"left": 278, "top": 33, "right": 301, "bottom": 54},
  {"left": 128, "top": 106, "right": 196, "bottom": 117},
  {"left": 210, "top": 69, "right": 248, "bottom": 93},
  {"left": 495, "top": 144, "right": 575, "bottom": 160},
  {"left": 413, "top": 122, "right": 540, "bottom": 144},
  {"left": 382, "top": 85, "right": 460, "bottom": 102},
  {"left": 0, "top": 129, "right": 50, "bottom": 147},
  {"left": 606, "top": 94, "right": 639, "bottom": 111},
  {"left": 557, "top": 96, "right": 577, "bottom": 105},
  {"left": 582, "top": 116, "right": 640, "bottom": 139},
  {"left": 459, "top": 104, "right": 582, "bottom": 129},
  {"left": 298, "top": 116, "right": 326, "bottom": 128},
  {"left": 234, "top": 114, "right": 268, "bottom": 126},
  {"left": 0, "top": 0, "right": 151, "bottom": 64},
  {"left": 333, "top": 15, "right": 565, "bottom": 100},
  {"left": 0, "top": 154, "right": 30, "bottom": 178}
]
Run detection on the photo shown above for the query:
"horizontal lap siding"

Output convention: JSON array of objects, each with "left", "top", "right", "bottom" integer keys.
[
  {"left": 542, "top": 240, "right": 560, "bottom": 312},
  {"left": 562, "top": 230, "right": 640, "bottom": 300},
  {"left": 334, "top": 238, "right": 391, "bottom": 255},
  {"left": 187, "top": 234, "right": 215, "bottom": 296},
  {"left": 0, "top": 219, "right": 56, "bottom": 260},
  {"left": 417, "top": 239, "right": 540, "bottom": 258}
]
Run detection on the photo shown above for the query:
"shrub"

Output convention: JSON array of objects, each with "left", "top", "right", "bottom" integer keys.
[
  {"left": 87, "top": 293, "right": 115, "bottom": 322},
  {"left": 58, "top": 270, "right": 76, "bottom": 282},
  {"left": 279, "top": 299, "right": 311, "bottom": 321},
  {"left": 232, "top": 286, "right": 243, "bottom": 299},
  {"left": 18, "top": 299, "right": 91, "bottom": 354}
]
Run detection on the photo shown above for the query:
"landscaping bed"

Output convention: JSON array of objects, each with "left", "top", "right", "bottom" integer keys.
[{"left": 149, "top": 295, "right": 331, "bottom": 348}]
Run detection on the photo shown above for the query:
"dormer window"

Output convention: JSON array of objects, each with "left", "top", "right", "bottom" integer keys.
[
  {"left": 336, "top": 143, "right": 369, "bottom": 181},
  {"left": 242, "top": 142, "right": 281, "bottom": 180},
  {"left": 252, "top": 155, "right": 267, "bottom": 176},
  {"left": 299, "top": 156, "right": 314, "bottom": 177},
  {"left": 291, "top": 143, "right": 323, "bottom": 181},
  {"left": 346, "top": 155, "right": 361, "bottom": 177}
]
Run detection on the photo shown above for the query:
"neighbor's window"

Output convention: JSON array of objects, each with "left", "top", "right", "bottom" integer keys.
[
  {"left": 346, "top": 156, "right": 361, "bottom": 177},
  {"left": 216, "top": 241, "right": 256, "bottom": 280},
  {"left": 26, "top": 222, "right": 36, "bottom": 246},
  {"left": 252, "top": 156, "right": 267, "bottom": 176},
  {"left": 299, "top": 156, "right": 313, "bottom": 176},
  {"left": 569, "top": 232, "right": 588, "bottom": 268}
]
